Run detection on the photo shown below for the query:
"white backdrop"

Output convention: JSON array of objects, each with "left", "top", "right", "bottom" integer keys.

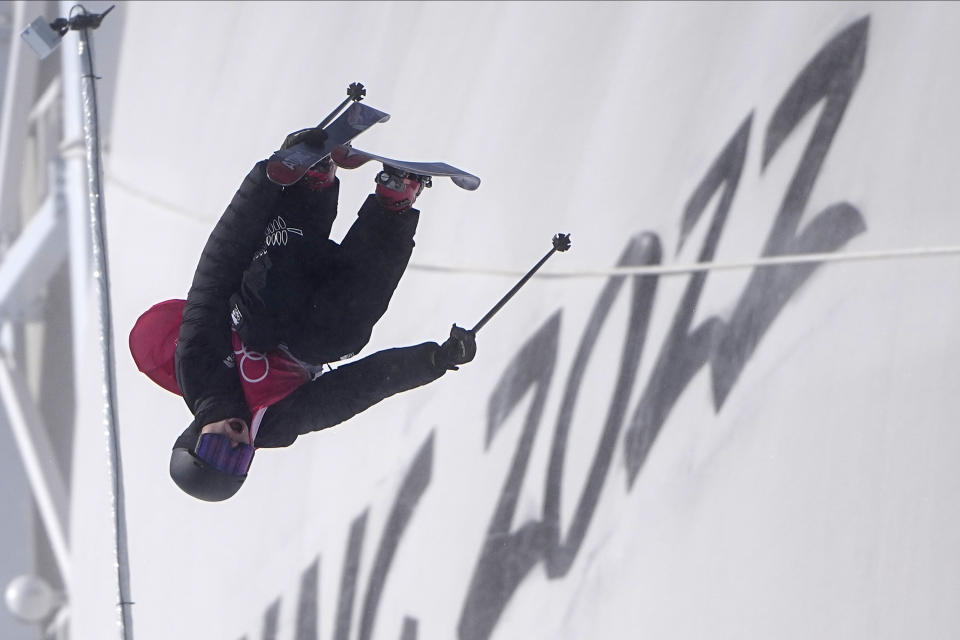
[{"left": 70, "top": 2, "right": 960, "bottom": 639}]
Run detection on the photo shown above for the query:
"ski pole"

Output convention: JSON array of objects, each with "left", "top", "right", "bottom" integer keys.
[
  {"left": 469, "top": 233, "right": 572, "bottom": 334},
  {"left": 317, "top": 82, "right": 366, "bottom": 130}
]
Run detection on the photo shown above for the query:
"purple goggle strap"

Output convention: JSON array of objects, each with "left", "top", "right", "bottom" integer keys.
[{"left": 194, "top": 433, "right": 254, "bottom": 476}]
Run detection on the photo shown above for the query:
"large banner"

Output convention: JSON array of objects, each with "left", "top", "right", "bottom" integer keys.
[{"left": 87, "top": 3, "right": 960, "bottom": 639}]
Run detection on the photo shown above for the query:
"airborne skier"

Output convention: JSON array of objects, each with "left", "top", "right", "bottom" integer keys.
[{"left": 130, "top": 123, "right": 476, "bottom": 502}]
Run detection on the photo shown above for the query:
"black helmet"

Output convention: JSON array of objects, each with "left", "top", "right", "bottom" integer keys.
[{"left": 170, "top": 419, "right": 251, "bottom": 502}]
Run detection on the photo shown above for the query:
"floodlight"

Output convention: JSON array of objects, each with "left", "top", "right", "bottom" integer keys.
[
  {"left": 19, "top": 5, "right": 115, "bottom": 60},
  {"left": 20, "top": 16, "right": 67, "bottom": 60}
]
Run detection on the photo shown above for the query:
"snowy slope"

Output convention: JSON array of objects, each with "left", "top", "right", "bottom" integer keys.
[{"left": 71, "top": 2, "right": 960, "bottom": 639}]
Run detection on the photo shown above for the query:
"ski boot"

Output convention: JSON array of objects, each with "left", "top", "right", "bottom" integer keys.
[
  {"left": 280, "top": 127, "right": 337, "bottom": 192},
  {"left": 374, "top": 164, "right": 431, "bottom": 212},
  {"left": 301, "top": 158, "right": 337, "bottom": 192}
]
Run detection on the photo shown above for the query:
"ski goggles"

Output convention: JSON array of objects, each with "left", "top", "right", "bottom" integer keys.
[{"left": 194, "top": 433, "right": 255, "bottom": 476}]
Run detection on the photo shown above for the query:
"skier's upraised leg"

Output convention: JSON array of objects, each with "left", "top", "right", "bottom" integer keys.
[
  {"left": 229, "top": 157, "right": 341, "bottom": 354},
  {"left": 286, "top": 167, "right": 431, "bottom": 363}
]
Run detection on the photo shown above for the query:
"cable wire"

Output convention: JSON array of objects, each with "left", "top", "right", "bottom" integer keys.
[
  {"left": 104, "top": 175, "right": 960, "bottom": 279},
  {"left": 407, "top": 244, "right": 960, "bottom": 278}
]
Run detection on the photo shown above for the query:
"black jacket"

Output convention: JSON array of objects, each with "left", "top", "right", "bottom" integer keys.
[
  {"left": 255, "top": 342, "right": 443, "bottom": 448},
  {"left": 174, "top": 161, "right": 444, "bottom": 445}
]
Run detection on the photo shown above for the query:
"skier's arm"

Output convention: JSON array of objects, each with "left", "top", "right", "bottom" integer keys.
[
  {"left": 175, "top": 160, "right": 281, "bottom": 425},
  {"left": 254, "top": 343, "right": 447, "bottom": 447}
]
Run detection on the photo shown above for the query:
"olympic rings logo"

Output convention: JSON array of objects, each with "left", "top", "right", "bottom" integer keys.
[{"left": 234, "top": 345, "right": 269, "bottom": 383}]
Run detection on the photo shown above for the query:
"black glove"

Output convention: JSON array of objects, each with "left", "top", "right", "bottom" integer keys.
[
  {"left": 280, "top": 127, "right": 328, "bottom": 151},
  {"left": 432, "top": 324, "right": 476, "bottom": 371}
]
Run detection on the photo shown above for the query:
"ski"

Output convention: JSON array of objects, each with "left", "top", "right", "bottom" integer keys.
[
  {"left": 266, "top": 101, "right": 390, "bottom": 186},
  {"left": 330, "top": 144, "right": 481, "bottom": 191}
]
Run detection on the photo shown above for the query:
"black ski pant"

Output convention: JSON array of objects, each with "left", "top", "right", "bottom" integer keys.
[{"left": 230, "top": 193, "right": 419, "bottom": 365}]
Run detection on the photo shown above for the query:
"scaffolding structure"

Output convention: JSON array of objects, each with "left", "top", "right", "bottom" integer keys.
[{"left": 0, "top": 2, "right": 127, "bottom": 638}]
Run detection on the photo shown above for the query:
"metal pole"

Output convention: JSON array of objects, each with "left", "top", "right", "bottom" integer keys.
[
  {"left": 0, "top": 356, "right": 72, "bottom": 582},
  {"left": 72, "top": 5, "right": 133, "bottom": 638}
]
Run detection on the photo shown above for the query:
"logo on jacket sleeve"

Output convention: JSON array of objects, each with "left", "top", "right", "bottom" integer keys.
[{"left": 264, "top": 216, "right": 304, "bottom": 247}]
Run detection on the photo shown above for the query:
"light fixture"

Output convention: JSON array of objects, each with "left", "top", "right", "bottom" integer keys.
[{"left": 20, "top": 5, "right": 114, "bottom": 60}]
